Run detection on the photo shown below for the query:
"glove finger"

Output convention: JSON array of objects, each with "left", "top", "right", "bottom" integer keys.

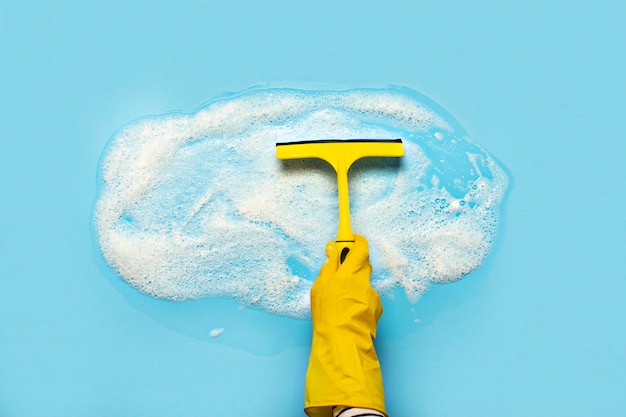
[
  {"left": 315, "top": 241, "right": 338, "bottom": 287},
  {"left": 325, "top": 241, "right": 339, "bottom": 266},
  {"left": 371, "top": 287, "right": 384, "bottom": 323}
]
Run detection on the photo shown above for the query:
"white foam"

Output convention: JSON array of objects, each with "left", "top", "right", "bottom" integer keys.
[
  {"left": 94, "top": 87, "right": 508, "bottom": 319},
  {"left": 210, "top": 328, "right": 225, "bottom": 338}
]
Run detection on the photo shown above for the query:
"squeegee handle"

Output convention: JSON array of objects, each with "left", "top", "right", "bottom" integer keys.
[{"left": 335, "top": 160, "right": 354, "bottom": 264}]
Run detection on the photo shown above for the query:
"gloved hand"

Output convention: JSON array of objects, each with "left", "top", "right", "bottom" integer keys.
[{"left": 304, "top": 234, "right": 387, "bottom": 417}]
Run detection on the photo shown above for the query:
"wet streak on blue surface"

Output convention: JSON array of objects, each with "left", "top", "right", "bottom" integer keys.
[{"left": 1, "top": 1, "right": 625, "bottom": 416}]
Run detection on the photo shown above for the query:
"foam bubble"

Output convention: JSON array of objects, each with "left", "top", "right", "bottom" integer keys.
[
  {"left": 94, "top": 87, "right": 508, "bottom": 319},
  {"left": 210, "top": 328, "right": 225, "bottom": 338}
]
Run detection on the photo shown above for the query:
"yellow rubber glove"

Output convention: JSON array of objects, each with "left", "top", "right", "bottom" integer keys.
[{"left": 304, "top": 234, "right": 387, "bottom": 417}]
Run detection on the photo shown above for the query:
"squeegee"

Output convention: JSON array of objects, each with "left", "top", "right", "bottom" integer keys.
[{"left": 276, "top": 139, "right": 404, "bottom": 263}]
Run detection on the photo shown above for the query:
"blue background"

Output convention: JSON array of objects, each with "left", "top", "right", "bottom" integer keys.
[{"left": 1, "top": 1, "right": 625, "bottom": 416}]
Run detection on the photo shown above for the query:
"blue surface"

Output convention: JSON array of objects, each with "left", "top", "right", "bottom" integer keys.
[{"left": 1, "top": 1, "right": 625, "bottom": 416}]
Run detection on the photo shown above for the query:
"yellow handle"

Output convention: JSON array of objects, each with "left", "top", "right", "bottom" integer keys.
[{"left": 335, "top": 156, "right": 354, "bottom": 264}]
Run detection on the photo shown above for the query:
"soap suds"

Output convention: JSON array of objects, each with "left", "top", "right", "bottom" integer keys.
[
  {"left": 210, "top": 328, "right": 225, "bottom": 338},
  {"left": 94, "top": 87, "right": 508, "bottom": 319}
]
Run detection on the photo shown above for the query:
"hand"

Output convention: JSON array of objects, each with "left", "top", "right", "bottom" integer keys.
[{"left": 304, "top": 235, "right": 387, "bottom": 417}]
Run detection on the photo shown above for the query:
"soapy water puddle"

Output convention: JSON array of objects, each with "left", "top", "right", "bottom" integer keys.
[{"left": 94, "top": 86, "right": 509, "bottom": 328}]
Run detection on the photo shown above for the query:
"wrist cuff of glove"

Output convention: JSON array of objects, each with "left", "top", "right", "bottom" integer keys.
[{"left": 304, "top": 404, "right": 388, "bottom": 417}]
